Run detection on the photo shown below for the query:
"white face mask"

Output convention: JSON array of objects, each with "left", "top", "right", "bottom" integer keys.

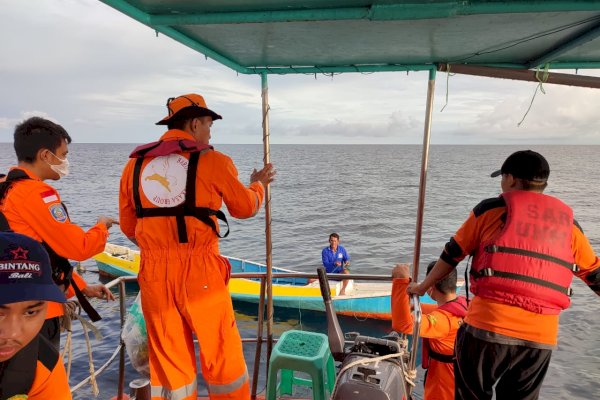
[{"left": 47, "top": 151, "right": 70, "bottom": 177}]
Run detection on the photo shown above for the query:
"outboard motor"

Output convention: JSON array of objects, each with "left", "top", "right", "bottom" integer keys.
[{"left": 317, "top": 267, "right": 412, "bottom": 400}]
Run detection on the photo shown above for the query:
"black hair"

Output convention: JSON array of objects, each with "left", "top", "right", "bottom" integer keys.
[
  {"left": 516, "top": 178, "right": 547, "bottom": 192},
  {"left": 426, "top": 261, "right": 457, "bottom": 294},
  {"left": 329, "top": 233, "right": 340, "bottom": 240},
  {"left": 167, "top": 117, "right": 191, "bottom": 131},
  {"left": 14, "top": 117, "right": 72, "bottom": 162},
  {"left": 167, "top": 107, "right": 212, "bottom": 130}
]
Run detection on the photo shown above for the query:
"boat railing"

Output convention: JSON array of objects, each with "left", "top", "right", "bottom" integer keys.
[{"left": 71, "top": 271, "right": 421, "bottom": 399}]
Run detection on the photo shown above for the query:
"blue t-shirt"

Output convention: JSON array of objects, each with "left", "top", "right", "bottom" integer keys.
[{"left": 321, "top": 245, "right": 350, "bottom": 273}]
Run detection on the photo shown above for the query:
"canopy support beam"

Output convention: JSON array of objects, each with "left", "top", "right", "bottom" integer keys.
[
  {"left": 438, "top": 64, "right": 600, "bottom": 88},
  {"left": 148, "top": 2, "right": 600, "bottom": 25},
  {"left": 260, "top": 72, "right": 275, "bottom": 368},
  {"left": 527, "top": 21, "right": 600, "bottom": 69},
  {"left": 408, "top": 68, "right": 436, "bottom": 389}
]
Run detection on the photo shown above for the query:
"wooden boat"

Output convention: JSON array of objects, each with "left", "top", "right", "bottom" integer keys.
[{"left": 94, "top": 243, "right": 437, "bottom": 320}]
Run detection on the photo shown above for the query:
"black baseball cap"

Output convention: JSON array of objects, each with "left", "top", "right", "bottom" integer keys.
[
  {"left": 0, "top": 231, "right": 66, "bottom": 305},
  {"left": 490, "top": 150, "right": 550, "bottom": 183}
]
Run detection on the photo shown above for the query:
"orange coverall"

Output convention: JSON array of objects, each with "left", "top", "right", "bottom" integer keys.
[
  {"left": 0, "top": 167, "right": 108, "bottom": 319},
  {"left": 392, "top": 278, "right": 461, "bottom": 400},
  {"left": 119, "top": 130, "right": 265, "bottom": 400}
]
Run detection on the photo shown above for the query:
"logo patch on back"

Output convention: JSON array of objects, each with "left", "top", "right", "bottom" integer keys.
[
  {"left": 49, "top": 204, "right": 68, "bottom": 222},
  {"left": 141, "top": 154, "right": 188, "bottom": 207}
]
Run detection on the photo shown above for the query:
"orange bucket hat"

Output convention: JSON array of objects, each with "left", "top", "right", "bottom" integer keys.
[{"left": 155, "top": 93, "right": 223, "bottom": 125}]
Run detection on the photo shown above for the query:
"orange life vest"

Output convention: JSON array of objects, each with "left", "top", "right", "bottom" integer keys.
[
  {"left": 421, "top": 296, "right": 467, "bottom": 369},
  {"left": 470, "top": 191, "right": 577, "bottom": 315}
]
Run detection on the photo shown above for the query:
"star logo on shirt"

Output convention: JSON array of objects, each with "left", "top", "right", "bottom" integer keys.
[{"left": 10, "top": 246, "right": 29, "bottom": 260}]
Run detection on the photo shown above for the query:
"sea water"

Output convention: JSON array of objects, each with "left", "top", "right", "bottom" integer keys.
[{"left": 0, "top": 143, "right": 598, "bottom": 399}]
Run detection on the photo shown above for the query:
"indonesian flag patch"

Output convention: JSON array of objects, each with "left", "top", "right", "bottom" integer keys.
[{"left": 40, "top": 190, "right": 58, "bottom": 204}]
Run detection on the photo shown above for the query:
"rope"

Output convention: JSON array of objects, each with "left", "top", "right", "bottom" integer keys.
[
  {"left": 70, "top": 344, "right": 122, "bottom": 393},
  {"left": 332, "top": 351, "right": 414, "bottom": 398},
  {"left": 403, "top": 366, "right": 417, "bottom": 388},
  {"left": 62, "top": 330, "right": 73, "bottom": 378},
  {"left": 398, "top": 336, "right": 409, "bottom": 348},
  {"left": 335, "top": 352, "right": 405, "bottom": 381},
  {"left": 60, "top": 301, "right": 78, "bottom": 378},
  {"left": 77, "top": 313, "right": 100, "bottom": 396},
  {"left": 60, "top": 300, "right": 103, "bottom": 396},
  {"left": 517, "top": 63, "right": 550, "bottom": 127},
  {"left": 351, "top": 311, "right": 368, "bottom": 322},
  {"left": 297, "top": 299, "right": 303, "bottom": 331},
  {"left": 440, "top": 63, "right": 453, "bottom": 112}
]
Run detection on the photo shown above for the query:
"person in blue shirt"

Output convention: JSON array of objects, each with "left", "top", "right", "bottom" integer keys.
[{"left": 321, "top": 232, "right": 351, "bottom": 295}]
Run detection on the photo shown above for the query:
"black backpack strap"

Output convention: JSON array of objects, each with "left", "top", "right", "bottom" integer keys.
[
  {"left": 0, "top": 211, "right": 10, "bottom": 231},
  {"left": 42, "top": 243, "right": 102, "bottom": 322},
  {"left": 179, "top": 152, "right": 200, "bottom": 243},
  {"left": 472, "top": 268, "right": 573, "bottom": 296},
  {"left": 192, "top": 208, "right": 230, "bottom": 239},
  {"left": 175, "top": 212, "right": 188, "bottom": 243},
  {"left": 42, "top": 243, "right": 73, "bottom": 289},
  {"left": 186, "top": 152, "right": 230, "bottom": 239},
  {"left": 0, "top": 168, "right": 30, "bottom": 202},
  {"left": 131, "top": 141, "right": 164, "bottom": 217},
  {"left": 132, "top": 157, "right": 145, "bottom": 218},
  {"left": 484, "top": 245, "right": 578, "bottom": 271},
  {"left": 37, "top": 334, "right": 59, "bottom": 371},
  {"left": 70, "top": 279, "right": 102, "bottom": 322},
  {"left": 4, "top": 169, "right": 29, "bottom": 184},
  {"left": 0, "top": 335, "right": 39, "bottom": 399},
  {"left": 427, "top": 348, "right": 455, "bottom": 364}
]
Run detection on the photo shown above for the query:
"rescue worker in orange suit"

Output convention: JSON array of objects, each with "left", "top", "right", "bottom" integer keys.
[
  {"left": 119, "top": 93, "right": 276, "bottom": 400},
  {"left": 391, "top": 261, "right": 466, "bottom": 400},
  {"left": 0, "top": 117, "right": 117, "bottom": 350},
  {"left": 408, "top": 150, "right": 600, "bottom": 400},
  {"left": 0, "top": 217, "right": 71, "bottom": 399}
]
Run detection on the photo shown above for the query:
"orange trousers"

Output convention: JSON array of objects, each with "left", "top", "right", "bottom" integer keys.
[{"left": 139, "top": 248, "right": 250, "bottom": 400}]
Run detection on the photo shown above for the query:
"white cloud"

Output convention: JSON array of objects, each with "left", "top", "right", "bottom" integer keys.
[
  {"left": 0, "top": 111, "right": 57, "bottom": 131},
  {"left": 1, "top": 1, "right": 600, "bottom": 144}
]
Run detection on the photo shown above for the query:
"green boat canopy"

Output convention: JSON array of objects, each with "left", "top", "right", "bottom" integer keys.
[{"left": 100, "top": 0, "right": 600, "bottom": 74}]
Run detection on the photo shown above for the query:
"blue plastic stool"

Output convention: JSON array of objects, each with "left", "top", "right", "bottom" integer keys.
[{"left": 266, "top": 330, "right": 336, "bottom": 400}]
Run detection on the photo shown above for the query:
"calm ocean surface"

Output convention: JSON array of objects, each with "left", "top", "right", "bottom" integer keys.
[{"left": 0, "top": 144, "right": 599, "bottom": 399}]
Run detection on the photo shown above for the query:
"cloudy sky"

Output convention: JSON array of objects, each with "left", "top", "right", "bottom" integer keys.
[{"left": 2, "top": 0, "right": 600, "bottom": 144}]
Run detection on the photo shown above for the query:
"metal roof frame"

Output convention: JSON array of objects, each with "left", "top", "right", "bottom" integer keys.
[{"left": 100, "top": 0, "right": 600, "bottom": 75}]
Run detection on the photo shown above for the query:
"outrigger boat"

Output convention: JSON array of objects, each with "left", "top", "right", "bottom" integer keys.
[
  {"left": 62, "top": 1, "right": 600, "bottom": 399},
  {"left": 94, "top": 243, "right": 436, "bottom": 320}
]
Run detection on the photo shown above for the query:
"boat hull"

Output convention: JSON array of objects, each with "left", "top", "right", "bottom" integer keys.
[{"left": 93, "top": 244, "right": 435, "bottom": 321}]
